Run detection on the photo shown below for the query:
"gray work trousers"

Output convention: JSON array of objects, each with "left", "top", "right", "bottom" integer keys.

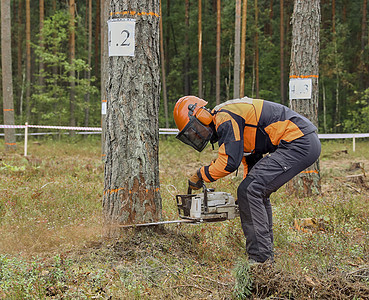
[{"left": 237, "top": 132, "right": 321, "bottom": 262}]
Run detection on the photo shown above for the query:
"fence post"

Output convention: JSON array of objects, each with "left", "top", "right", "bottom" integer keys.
[
  {"left": 24, "top": 122, "right": 28, "bottom": 157},
  {"left": 353, "top": 135, "right": 356, "bottom": 152}
]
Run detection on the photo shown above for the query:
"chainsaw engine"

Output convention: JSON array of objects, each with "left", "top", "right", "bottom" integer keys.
[{"left": 176, "top": 185, "right": 239, "bottom": 222}]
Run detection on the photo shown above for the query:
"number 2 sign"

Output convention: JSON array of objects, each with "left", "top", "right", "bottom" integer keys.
[{"left": 108, "top": 19, "right": 136, "bottom": 57}]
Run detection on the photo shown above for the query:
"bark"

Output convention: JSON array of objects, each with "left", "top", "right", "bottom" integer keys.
[
  {"left": 198, "top": 0, "right": 203, "bottom": 98},
  {"left": 234, "top": 0, "right": 241, "bottom": 99},
  {"left": 1, "top": 0, "right": 16, "bottom": 150},
  {"left": 216, "top": 0, "right": 221, "bottom": 104},
  {"left": 240, "top": 0, "right": 247, "bottom": 98},
  {"left": 103, "top": 1, "right": 162, "bottom": 229},
  {"left": 288, "top": 0, "right": 321, "bottom": 196},
  {"left": 69, "top": 0, "right": 76, "bottom": 128},
  {"left": 160, "top": 0, "right": 169, "bottom": 127}
]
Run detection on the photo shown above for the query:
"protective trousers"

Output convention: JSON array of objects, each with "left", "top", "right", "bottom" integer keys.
[{"left": 237, "top": 132, "right": 321, "bottom": 262}]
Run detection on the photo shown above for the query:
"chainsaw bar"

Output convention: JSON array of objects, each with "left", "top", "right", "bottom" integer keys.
[{"left": 117, "top": 219, "right": 197, "bottom": 228}]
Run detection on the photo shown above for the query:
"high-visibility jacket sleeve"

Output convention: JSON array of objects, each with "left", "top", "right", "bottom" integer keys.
[{"left": 199, "top": 113, "right": 244, "bottom": 182}]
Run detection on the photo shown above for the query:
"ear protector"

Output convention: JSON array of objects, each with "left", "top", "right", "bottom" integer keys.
[{"left": 195, "top": 107, "right": 213, "bottom": 126}]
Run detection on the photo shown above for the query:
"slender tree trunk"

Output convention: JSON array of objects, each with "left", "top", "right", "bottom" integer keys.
[
  {"left": 39, "top": 0, "right": 44, "bottom": 88},
  {"left": 184, "top": 0, "right": 190, "bottom": 95},
  {"left": 240, "top": 0, "right": 247, "bottom": 98},
  {"left": 361, "top": 0, "right": 367, "bottom": 88},
  {"left": 84, "top": 0, "right": 92, "bottom": 127},
  {"left": 288, "top": 0, "right": 321, "bottom": 196},
  {"left": 216, "top": 0, "right": 221, "bottom": 104},
  {"left": 160, "top": 0, "right": 169, "bottom": 127},
  {"left": 17, "top": 0, "right": 23, "bottom": 115},
  {"left": 254, "top": 0, "right": 259, "bottom": 98},
  {"left": 103, "top": 0, "right": 162, "bottom": 231},
  {"left": 198, "top": 0, "right": 203, "bottom": 98},
  {"left": 101, "top": 0, "right": 108, "bottom": 159},
  {"left": 234, "top": 0, "right": 241, "bottom": 99},
  {"left": 95, "top": 0, "right": 101, "bottom": 78},
  {"left": 1, "top": 0, "right": 16, "bottom": 150},
  {"left": 280, "top": 0, "right": 285, "bottom": 104},
  {"left": 25, "top": 0, "right": 31, "bottom": 122},
  {"left": 69, "top": 0, "right": 76, "bottom": 128}
]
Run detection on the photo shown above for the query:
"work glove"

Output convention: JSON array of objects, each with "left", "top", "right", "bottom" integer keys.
[{"left": 189, "top": 169, "right": 203, "bottom": 190}]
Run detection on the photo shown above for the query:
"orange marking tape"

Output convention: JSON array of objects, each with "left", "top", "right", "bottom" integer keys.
[
  {"left": 290, "top": 75, "right": 319, "bottom": 79},
  {"left": 3, "top": 109, "right": 14, "bottom": 111},
  {"left": 102, "top": 99, "right": 107, "bottom": 103},
  {"left": 104, "top": 187, "right": 160, "bottom": 195},
  {"left": 300, "top": 170, "right": 319, "bottom": 174},
  {"left": 5, "top": 142, "right": 16, "bottom": 146},
  {"left": 110, "top": 11, "right": 160, "bottom": 18}
]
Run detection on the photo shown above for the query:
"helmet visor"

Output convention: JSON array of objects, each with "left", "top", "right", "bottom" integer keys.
[{"left": 176, "top": 116, "right": 213, "bottom": 152}]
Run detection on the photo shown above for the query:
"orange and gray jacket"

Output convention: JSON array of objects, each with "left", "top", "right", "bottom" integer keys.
[{"left": 199, "top": 97, "right": 317, "bottom": 182}]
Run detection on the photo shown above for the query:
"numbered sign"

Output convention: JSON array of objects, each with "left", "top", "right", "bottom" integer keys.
[
  {"left": 289, "top": 78, "right": 312, "bottom": 100},
  {"left": 108, "top": 19, "right": 136, "bottom": 57},
  {"left": 101, "top": 101, "right": 107, "bottom": 115}
]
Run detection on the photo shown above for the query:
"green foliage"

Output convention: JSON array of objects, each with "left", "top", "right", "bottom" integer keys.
[
  {"left": 232, "top": 258, "right": 253, "bottom": 299},
  {"left": 32, "top": 10, "right": 98, "bottom": 126},
  {"left": 343, "top": 88, "right": 369, "bottom": 133}
]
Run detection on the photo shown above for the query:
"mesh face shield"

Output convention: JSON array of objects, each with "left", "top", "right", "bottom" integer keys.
[{"left": 176, "top": 116, "right": 213, "bottom": 152}]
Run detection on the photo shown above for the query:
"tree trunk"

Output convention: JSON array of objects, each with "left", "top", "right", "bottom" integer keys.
[
  {"left": 84, "top": 0, "right": 92, "bottom": 127},
  {"left": 234, "top": 0, "right": 241, "bottom": 99},
  {"left": 254, "top": 0, "right": 259, "bottom": 98},
  {"left": 280, "top": 0, "right": 285, "bottom": 104},
  {"left": 361, "top": 0, "right": 367, "bottom": 88},
  {"left": 17, "top": 0, "right": 23, "bottom": 115},
  {"left": 101, "top": 0, "right": 108, "bottom": 159},
  {"left": 95, "top": 0, "right": 101, "bottom": 79},
  {"left": 160, "top": 0, "right": 169, "bottom": 127},
  {"left": 1, "top": 0, "right": 16, "bottom": 150},
  {"left": 184, "top": 0, "right": 190, "bottom": 95},
  {"left": 103, "top": 1, "right": 162, "bottom": 230},
  {"left": 240, "top": 0, "right": 247, "bottom": 98},
  {"left": 198, "top": 0, "right": 203, "bottom": 98},
  {"left": 69, "top": 0, "right": 76, "bottom": 128},
  {"left": 288, "top": 0, "right": 321, "bottom": 196},
  {"left": 216, "top": 0, "right": 221, "bottom": 104},
  {"left": 25, "top": 0, "right": 31, "bottom": 122},
  {"left": 39, "top": 0, "right": 44, "bottom": 88}
]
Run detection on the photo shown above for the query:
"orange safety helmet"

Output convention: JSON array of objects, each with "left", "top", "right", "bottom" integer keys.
[
  {"left": 173, "top": 96, "right": 213, "bottom": 130},
  {"left": 173, "top": 96, "right": 214, "bottom": 152}
]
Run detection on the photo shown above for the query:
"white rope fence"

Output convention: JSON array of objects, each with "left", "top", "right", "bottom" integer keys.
[{"left": 1, "top": 123, "right": 369, "bottom": 156}]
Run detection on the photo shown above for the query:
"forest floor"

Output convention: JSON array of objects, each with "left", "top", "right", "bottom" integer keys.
[{"left": 0, "top": 136, "right": 368, "bottom": 299}]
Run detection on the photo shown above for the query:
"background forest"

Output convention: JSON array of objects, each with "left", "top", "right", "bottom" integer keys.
[{"left": 0, "top": 0, "right": 369, "bottom": 133}]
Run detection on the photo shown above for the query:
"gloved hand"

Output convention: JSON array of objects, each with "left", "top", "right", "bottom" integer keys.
[{"left": 189, "top": 169, "right": 203, "bottom": 190}]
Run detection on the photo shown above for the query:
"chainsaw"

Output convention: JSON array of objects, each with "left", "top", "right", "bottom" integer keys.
[
  {"left": 119, "top": 184, "right": 239, "bottom": 228},
  {"left": 176, "top": 184, "right": 239, "bottom": 222}
]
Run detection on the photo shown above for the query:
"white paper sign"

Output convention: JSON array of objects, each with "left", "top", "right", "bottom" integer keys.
[
  {"left": 101, "top": 101, "right": 107, "bottom": 115},
  {"left": 108, "top": 19, "right": 136, "bottom": 57},
  {"left": 289, "top": 78, "right": 312, "bottom": 100}
]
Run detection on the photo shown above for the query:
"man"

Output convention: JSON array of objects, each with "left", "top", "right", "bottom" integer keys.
[{"left": 173, "top": 95, "right": 321, "bottom": 263}]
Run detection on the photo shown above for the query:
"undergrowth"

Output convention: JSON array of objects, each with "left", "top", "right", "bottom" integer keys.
[{"left": 0, "top": 135, "right": 369, "bottom": 299}]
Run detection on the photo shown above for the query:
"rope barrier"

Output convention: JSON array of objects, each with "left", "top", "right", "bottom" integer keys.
[{"left": 1, "top": 124, "right": 369, "bottom": 154}]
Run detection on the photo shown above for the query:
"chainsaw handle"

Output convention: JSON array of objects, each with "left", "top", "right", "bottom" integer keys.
[{"left": 187, "top": 183, "right": 207, "bottom": 195}]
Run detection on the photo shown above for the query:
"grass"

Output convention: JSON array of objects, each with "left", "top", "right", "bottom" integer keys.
[{"left": 0, "top": 135, "right": 369, "bottom": 299}]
